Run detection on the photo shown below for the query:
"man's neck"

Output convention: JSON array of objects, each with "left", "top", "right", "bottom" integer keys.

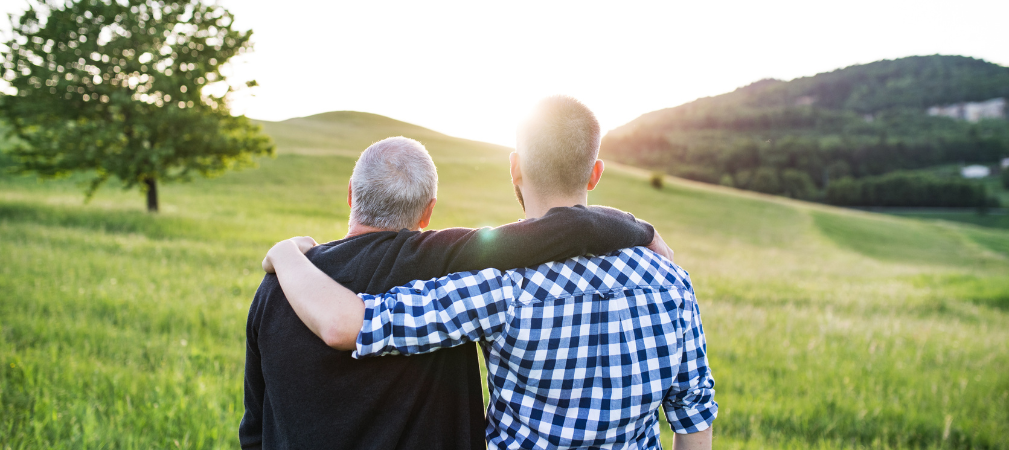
[
  {"left": 522, "top": 191, "right": 589, "bottom": 219},
  {"left": 345, "top": 220, "right": 414, "bottom": 238}
]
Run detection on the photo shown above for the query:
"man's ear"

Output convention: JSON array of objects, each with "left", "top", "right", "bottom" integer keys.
[
  {"left": 417, "top": 198, "right": 437, "bottom": 229},
  {"left": 347, "top": 181, "right": 353, "bottom": 207},
  {"left": 586, "top": 159, "right": 605, "bottom": 191},
  {"left": 509, "top": 152, "right": 522, "bottom": 187}
]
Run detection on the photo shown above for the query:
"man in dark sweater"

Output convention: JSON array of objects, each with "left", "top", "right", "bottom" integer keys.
[{"left": 240, "top": 136, "right": 661, "bottom": 449}]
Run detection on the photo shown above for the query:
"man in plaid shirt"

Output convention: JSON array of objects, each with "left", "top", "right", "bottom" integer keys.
[{"left": 265, "top": 96, "right": 716, "bottom": 449}]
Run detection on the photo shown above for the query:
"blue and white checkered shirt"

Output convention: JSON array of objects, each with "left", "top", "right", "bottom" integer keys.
[{"left": 354, "top": 247, "right": 717, "bottom": 449}]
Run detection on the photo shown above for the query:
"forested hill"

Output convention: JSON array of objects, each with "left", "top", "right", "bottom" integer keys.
[{"left": 602, "top": 55, "right": 1009, "bottom": 206}]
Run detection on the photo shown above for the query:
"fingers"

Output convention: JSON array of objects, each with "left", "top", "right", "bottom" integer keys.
[
  {"left": 646, "top": 231, "right": 675, "bottom": 263},
  {"left": 263, "top": 237, "right": 316, "bottom": 273},
  {"left": 291, "top": 236, "right": 318, "bottom": 254}
]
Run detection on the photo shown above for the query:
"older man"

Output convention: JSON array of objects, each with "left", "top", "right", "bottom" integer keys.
[
  {"left": 240, "top": 136, "right": 663, "bottom": 449},
  {"left": 266, "top": 97, "right": 715, "bottom": 449}
]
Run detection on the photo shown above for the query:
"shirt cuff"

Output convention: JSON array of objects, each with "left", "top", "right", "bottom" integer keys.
[
  {"left": 352, "top": 293, "right": 391, "bottom": 359},
  {"left": 668, "top": 398, "right": 718, "bottom": 434}
]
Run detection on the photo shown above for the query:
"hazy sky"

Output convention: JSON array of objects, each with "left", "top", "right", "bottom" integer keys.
[{"left": 3, "top": 0, "right": 1008, "bottom": 147}]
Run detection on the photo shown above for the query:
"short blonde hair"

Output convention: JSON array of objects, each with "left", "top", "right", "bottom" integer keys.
[{"left": 516, "top": 95, "right": 601, "bottom": 196}]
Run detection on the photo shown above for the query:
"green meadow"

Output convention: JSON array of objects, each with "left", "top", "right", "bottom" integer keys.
[{"left": 1, "top": 112, "right": 1007, "bottom": 449}]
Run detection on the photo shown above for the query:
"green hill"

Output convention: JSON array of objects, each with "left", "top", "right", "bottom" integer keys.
[
  {"left": 1, "top": 112, "right": 1008, "bottom": 449},
  {"left": 602, "top": 55, "right": 1009, "bottom": 206},
  {"left": 254, "top": 111, "right": 446, "bottom": 156}
]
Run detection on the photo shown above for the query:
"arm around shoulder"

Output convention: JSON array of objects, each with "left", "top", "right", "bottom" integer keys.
[
  {"left": 440, "top": 205, "right": 656, "bottom": 273},
  {"left": 264, "top": 238, "right": 365, "bottom": 350}
]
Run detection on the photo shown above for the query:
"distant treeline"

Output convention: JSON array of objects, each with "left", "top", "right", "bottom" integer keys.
[
  {"left": 601, "top": 55, "right": 1009, "bottom": 207},
  {"left": 603, "top": 121, "right": 1007, "bottom": 205},
  {"left": 715, "top": 55, "right": 1009, "bottom": 113},
  {"left": 826, "top": 172, "right": 997, "bottom": 207}
]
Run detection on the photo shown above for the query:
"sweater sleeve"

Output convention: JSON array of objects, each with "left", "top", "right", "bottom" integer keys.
[
  {"left": 238, "top": 276, "right": 274, "bottom": 450},
  {"left": 414, "top": 205, "right": 655, "bottom": 274}
]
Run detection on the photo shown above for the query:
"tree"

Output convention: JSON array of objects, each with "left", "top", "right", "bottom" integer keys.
[
  {"left": 780, "top": 169, "right": 816, "bottom": 200},
  {"left": 749, "top": 167, "right": 781, "bottom": 194},
  {"left": 0, "top": 0, "right": 273, "bottom": 212},
  {"left": 825, "top": 172, "right": 993, "bottom": 207}
]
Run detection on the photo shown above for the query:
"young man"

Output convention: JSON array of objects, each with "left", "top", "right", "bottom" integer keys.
[
  {"left": 241, "top": 136, "right": 664, "bottom": 449},
  {"left": 265, "top": 96, "right": 715, "bottom": 449}
]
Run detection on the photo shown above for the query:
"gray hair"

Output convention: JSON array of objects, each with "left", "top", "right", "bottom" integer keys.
[
  {"left": 349, "top": 137, "right": 438, "bottom": 231},
  {"left": 517, "top": 95, "right": 601, "bottom": 197}
]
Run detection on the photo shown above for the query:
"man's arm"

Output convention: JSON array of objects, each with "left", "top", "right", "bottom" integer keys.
[
  {"left": 662, "top": 290, "right": 718, "bottom": 448},
  {"left": 264, "top": 239, "right": 511, "bottom": 351},
  {"left": 261, "top": 207, "right": 667, "bottom": 275},
  {"left": 423, "top": 205, "right": 664, "bottom": 274},
  {"left": 355, "top": 268, "right": 511, "bottom": 357},
  {"left": 264, "top": 206, "right": 674, "bottom": 348},
  {"left": 265, "top": 239, "right": 364, "bottom": 350},
  {"left": 674, "top": 426, "right": 712, "bottom": 450}
]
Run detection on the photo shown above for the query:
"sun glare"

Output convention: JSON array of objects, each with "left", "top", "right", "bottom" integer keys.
[{"left": 2, "top": 0, "right": 1007, "bottom": 145}]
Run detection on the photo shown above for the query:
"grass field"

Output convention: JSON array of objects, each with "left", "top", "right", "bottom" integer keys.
[
  {"left": 875, "top": 209, "right": 1009, "bottom": 231},
  {"left": 2, "top": 112, "right": 1008, "bottom": 449}
]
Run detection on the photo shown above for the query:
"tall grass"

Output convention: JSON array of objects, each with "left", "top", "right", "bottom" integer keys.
[{"left": 2, "top": 113, "right": 1007, "bottom": 448}]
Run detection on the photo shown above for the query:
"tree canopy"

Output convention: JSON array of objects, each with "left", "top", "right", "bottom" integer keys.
[
  {"left": 602, "top": 55, "right": 1009, "bottom": 207},
  {"left": 0, "top": 0, "right": 273, "bottom": 211}
]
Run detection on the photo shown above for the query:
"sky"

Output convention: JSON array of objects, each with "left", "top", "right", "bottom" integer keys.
[{"left": 3, "top": 0, "right": 1009, "bottom": 147}]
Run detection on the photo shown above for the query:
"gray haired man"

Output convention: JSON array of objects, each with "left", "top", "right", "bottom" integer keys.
[{"left": 241, "top": 134, "right": 667, "bottom": 449}]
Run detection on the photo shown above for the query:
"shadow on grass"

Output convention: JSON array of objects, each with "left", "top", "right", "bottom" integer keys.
[
  {"left": 910, "top": 273, "right": 1009, "bottom": 311},
  {"left": 0, "top": 200, "right": 226, "bottom": 242},
  {"left": 876, "top": 209, "right": 1009, "bottom": 231},
  {"left": 810, "top": 210, "right": 1005, "bottom": 268}
]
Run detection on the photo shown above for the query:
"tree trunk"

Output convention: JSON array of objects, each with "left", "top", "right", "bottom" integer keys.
[{"left": 145, "top": 177, "right": 159, "bottom": 213}]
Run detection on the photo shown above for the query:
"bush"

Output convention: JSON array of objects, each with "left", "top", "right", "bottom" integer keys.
[
  {"left": 826, "top": 172, "right": 995, "bottom": 207},
  {"left": 780, "top": 169, "right": 817, "bottom": 199},
  {"left": 650, "top": 171, "right": 664, "bottom": 189},
  {"left": 825, "top": 160, "right": 852, "bottom": 181},
  {"left": 719, "top": 174, "right": 735, "bottom": 187},
  {"left": 750, "top": 167, "right": 781, "bottom": 194},
  {"left": 826, "top": 177, "right": 862, "bottom": 205},
  {"left": 0, "top": 149, "right": 13, "bottom": 170},
  {"left": 1002, "top": 169, "right": 1009, "bottom": 189},
  {"left": 734, "top": 169, "right": 754, "bottom": 189}
]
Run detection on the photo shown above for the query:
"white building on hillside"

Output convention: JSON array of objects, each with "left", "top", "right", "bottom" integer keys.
[
  {"left": 928, "top": 98, "right": 1006, "bottom": 122},
  {"left": 961, "top": 165, "right": 990, "bottom": 178}
]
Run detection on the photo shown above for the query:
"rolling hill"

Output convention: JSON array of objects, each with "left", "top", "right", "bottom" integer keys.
[
  {"left": 1, "top": 111, "right": 1008, "bottom": 448},
  {"left": 602, "top": 55, "right": 1009, "bottom": 207}
]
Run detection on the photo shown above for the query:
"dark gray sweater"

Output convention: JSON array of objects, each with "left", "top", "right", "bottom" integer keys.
[{"left": 240, "top": 205, "right": 654, "bottom": 450}]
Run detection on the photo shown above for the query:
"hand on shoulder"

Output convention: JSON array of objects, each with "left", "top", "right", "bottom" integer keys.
[
  {"left": 645, "top": 231, "right": 675, "bottom": 263},
  {"left": 262, "top": 236, "right": 318, "bottom": 273}
]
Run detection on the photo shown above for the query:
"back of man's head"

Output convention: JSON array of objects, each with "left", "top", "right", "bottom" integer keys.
[
  {"left": 516, "top": 95, "right": 601, "bottom": 197},
  {"left": 350, "top": 136, "right": 438, "bottom": 231}
]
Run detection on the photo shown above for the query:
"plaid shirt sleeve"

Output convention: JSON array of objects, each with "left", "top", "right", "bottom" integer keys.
[
  {"left": 353, "top": 268, "right": 513, "bottom": 359},
  {"left": 662, "top": 284, "right": 718, "bottom": 433}
]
